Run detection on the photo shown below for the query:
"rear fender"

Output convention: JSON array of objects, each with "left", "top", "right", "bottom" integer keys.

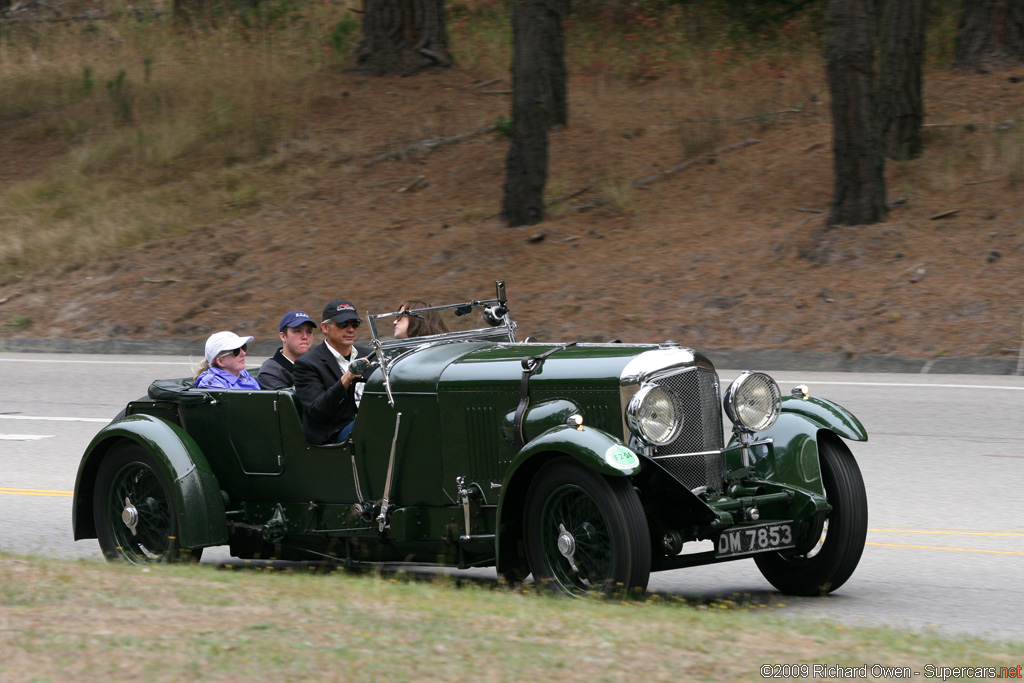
[{"left": 73, "top": 414, "right": 228, "bottom": 549}]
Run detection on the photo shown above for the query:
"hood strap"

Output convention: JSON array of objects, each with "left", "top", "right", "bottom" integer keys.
[{"left": 513, "top": 343, "right": 578, "bottom": 450}]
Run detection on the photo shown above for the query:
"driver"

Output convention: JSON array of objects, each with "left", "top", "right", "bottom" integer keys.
[{"left": 293, "top": 300, "right": 372, "bottom": 444}]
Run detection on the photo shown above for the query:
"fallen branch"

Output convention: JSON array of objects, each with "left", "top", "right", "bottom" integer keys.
[
  {"left": 930, "top": 209, "right": 959, "bottom": 220},
  {"left": 545, "top": 185, "right": 593, "bottom": 208},
  {"left": 466, "top": 78, "right": 502, "bottom": 90},
  {"left": 364, "top": 124, "right": 497, "bottom": 167},
  {"left": 793, "top": 207, "right": 826, "bottom": 214},
  {"left": 142, "top": 277, "right": 179, "bottom": 284},
  {"left": 681, "top": 106, "right": 804, "bottom": 124},
  {"left": 632, "top": 139, "right": 760, "bottom": 189},
  {"left": 1, "top": 7, "right": 167, "bottom": 24},
  {"left": 397, "top": 175, "right": 425, "bottom": 193},
  {"left": 923, "top": 121, "right": 1015, "bottom": 130},
  {"left": 795, "top": 212, "right": 828, "bottom": 228}
]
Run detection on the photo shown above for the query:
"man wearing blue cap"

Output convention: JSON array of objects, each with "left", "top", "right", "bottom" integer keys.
[{"left": 257, "top": 310, "right": 316, "bottom": 390}]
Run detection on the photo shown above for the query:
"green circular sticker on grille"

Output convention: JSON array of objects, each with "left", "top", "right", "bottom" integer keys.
[{"left": 605, "top": 445, "right": 639, "bottom": 470}]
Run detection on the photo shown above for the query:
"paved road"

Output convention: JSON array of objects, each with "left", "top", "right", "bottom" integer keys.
[{"left": 1, "top": 352, "right": 1022, "bottom": 641}]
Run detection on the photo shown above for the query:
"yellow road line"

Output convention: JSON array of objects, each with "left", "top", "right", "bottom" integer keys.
[
  {"left": 870, "top": 528, "right": 1024, "bottom": 537},
  {"left": 0, "top": 488, "right": 73, "bottom": 497},
  {"left": 867, "top": 542, "right": 1024, "bottom": 556}
]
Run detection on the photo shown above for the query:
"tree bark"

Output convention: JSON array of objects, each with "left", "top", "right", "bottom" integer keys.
[
  {"left": 826, "top": 0, "right": 886, "bottom": 226},
  {"left": 355, "top": 0, "right": 453, "bottom": 76},
  {"left": 954, "top": 0, "right": 1024, "bottom": 69},
  {"left": 502, "top": 0, "right": 567, "bottom": 226},
  {"left": 877, "top": 0, "right": 927, "bottom": 160}
]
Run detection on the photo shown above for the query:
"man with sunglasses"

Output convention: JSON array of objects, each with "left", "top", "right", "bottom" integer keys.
[
  {"left": 195, "top": 331, "right": 262, "bottom": 390},
  {"left": 293, "top": 300, "right": 372, "bottom": 444}
]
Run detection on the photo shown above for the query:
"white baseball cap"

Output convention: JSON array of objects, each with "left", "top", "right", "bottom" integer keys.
[{"left": 204, "top": 331, "right": 255, "bottom": 365}]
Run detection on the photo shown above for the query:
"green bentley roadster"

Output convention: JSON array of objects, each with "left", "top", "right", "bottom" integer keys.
[{"left": 73, "top": 281, "right": 868, "bottom": 597}]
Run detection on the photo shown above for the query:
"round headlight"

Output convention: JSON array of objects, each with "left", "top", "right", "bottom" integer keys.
[
  {"left": 626, "top": 384, "right": 682, "bottom": 446},
  {"left": 723, "top": 371, "right": 781, "bottom": 433}
]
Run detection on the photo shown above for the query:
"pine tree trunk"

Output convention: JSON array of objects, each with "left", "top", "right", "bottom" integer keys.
[
  {"left": 502, "top": 0, "right": 567, "bottom": 226},
  {"left": 877, "top": 0, "right": 927, "bottom": 161},
  {"left": 954, "top": 0, "right": 1024, "bottom": 69},
  {"left": 826, "top": 0, "right": 886, "bottom": 226},
  {"left": 355, "top": 0, "right": 453, "bottom": 76}
]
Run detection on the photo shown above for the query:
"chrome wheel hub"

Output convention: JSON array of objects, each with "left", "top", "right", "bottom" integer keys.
[
  {"left": 121, "top": 496, "right": 139, "bottom": 537},
  {"left": 557, "top": 523, "right": 579, "bottom": 573}
]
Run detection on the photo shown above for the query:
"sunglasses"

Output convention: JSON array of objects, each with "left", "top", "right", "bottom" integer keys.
[
  {"left": 217, "top": 344, "right": 248, "bottom": 359},
  {"left": 330, "top": 320, "right": 361, "bottom": 329}
]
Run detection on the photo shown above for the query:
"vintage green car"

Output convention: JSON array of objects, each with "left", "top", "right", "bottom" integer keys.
[{"left": 73, "top": 281, "right": 868, "bottom": 597}]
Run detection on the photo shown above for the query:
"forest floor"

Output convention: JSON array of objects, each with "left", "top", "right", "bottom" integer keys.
[{"left": 1, "top": 55, "right": 1023, "bottom": 365}]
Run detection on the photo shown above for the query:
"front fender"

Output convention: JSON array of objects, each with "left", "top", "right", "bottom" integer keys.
[
  {"left": 508, "top": 424, "right": 641, "bottom": 479},
  {"left": 72, "top": 414, "right": 228, "bottom": 549},
  {"left": 740, "top": 396, "right": 867, "bottom": 497},
  {"left": 778, "top": 395, "right": 867, "bottom": 442},
  {"left": 494, "top": 424, "right": 640, "bottom": 581}
]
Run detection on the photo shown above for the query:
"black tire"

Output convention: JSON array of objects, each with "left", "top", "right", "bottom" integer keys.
[
  {"left": 754, "top": 435, "right": 867, "bottom": 596},
  {"left": 93, "top": 441, "right": 202, "bottom": 565},
  {"left": 524, "top": 458, "right": 651, "bottom": 597}
]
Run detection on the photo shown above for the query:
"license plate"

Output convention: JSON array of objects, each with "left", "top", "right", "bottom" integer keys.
[{"left": 716, "top": 522, "right": 795, "bottom": 558}]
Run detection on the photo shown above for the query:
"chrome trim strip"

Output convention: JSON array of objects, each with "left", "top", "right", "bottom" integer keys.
[
  {"left": 647, "top": 437, "right": 773, "bottom": 461},
  {"left": 650, "top": 449, "right": 724, "bottom": 460}
]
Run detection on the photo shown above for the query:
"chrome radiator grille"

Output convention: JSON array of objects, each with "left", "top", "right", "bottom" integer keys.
[{"left": 652, "top": 368, "right": 725, "bottom": 492}]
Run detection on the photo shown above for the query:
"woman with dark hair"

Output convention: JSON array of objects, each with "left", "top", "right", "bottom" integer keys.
[{"left": 392, "top": 299, "right": 450, "bottom": 339}]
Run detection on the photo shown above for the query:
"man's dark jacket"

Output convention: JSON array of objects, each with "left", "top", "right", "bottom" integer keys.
[
  {"left": 293, "top": 341, "right": 371, "bottom": 444},
  {"left": 256, "top": 349, "right": 295, "bottom": 390}
]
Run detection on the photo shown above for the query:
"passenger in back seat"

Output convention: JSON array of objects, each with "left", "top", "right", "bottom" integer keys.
[
  {"left": 194, "top": 331, "right": 262, "bottom": 390},
  {"left": 257, "top": 310, "right": 316, "bottom": 390}
]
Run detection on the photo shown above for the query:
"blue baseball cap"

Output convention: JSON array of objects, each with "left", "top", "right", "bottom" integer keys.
[{"left": 279, "top": 310, "right": 313, "bottom": 331}]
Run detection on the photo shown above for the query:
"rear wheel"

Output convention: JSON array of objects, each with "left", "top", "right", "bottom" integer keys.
[
  {"left": 93, "top": 442, "right": 202, "bottom": 565},
  {"left": 524, "top": 458, "right": 650, "bottom": 597},
  {"left": 754, "top": 435, "right": 867, "bottom": 595}
]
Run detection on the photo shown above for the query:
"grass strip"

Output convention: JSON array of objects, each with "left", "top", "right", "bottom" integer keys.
[{"left": 1, "top": 554, "right": 1020, "bottom": 681}]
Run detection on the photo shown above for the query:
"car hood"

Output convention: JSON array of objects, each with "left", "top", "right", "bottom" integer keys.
[{"left": 378, "top": 341, "right": 713, "bottom": 394}]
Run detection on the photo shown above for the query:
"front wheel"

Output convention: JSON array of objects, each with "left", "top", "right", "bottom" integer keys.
[
  {"left": 754, "top": 435, "right": 867, "bottom": 595},
  {"left": 93, "top": 441, "right": 202, "bottom": 565},
  {"left": 524, "top": 458, "right": 651, "bottom": 597}
]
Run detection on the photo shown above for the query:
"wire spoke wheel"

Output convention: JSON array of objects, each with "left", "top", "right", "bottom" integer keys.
[
  {"left": 540, "top": 484, "right": 614, "bottom": 592},
  {"left": 525, "top": 458, "right": 650, "bottom": 598},
  {"left": 93, "top": 442, "right": 199, "bottom": 565}
]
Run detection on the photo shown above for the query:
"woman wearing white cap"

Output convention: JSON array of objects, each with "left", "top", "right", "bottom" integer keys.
[{"left": 194, "top": 331, "right": 262, "bottom": 390}]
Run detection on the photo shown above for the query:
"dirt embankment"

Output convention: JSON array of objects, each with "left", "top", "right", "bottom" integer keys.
[{"left": 1, "top": 66, "right": 1022, "bottom": 366}]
